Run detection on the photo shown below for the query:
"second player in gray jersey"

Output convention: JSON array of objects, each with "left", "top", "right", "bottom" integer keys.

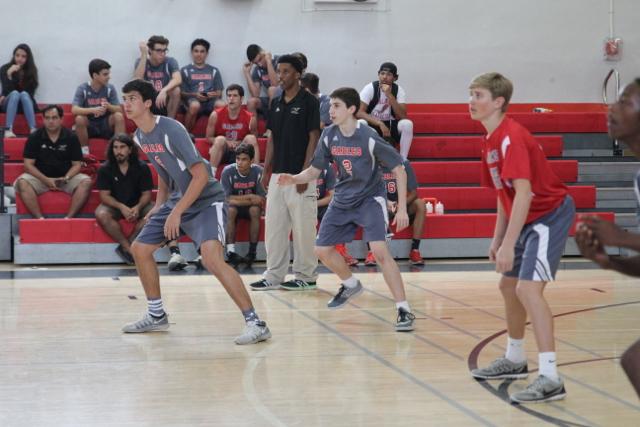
[
  {"left": 119, "top": 79, "right": 271, "bottom": 345},
  {"left": 277, "top": 87, "right": 416, "bottom": 331}
]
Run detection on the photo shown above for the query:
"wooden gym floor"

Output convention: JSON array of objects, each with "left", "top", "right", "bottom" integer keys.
[{"left": 0, "top": 260, "right": 638, "bottom": 426}]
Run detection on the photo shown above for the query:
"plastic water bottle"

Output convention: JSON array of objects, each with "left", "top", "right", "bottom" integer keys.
[
  {"left": 435, "top": 201, "right": 444, "bottom": 215},
  {"left": 425, "top": 201, "right": 434, "bottom": 214}
]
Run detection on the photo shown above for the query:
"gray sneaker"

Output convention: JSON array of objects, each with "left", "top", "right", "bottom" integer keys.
[
  {"left": 510, "top": 375, "right": 566, "bottom": 403},
  {"left": 235, "top": 320, "right": 272, "bottom": 345},
  {"left": 327, "top": 280, "right": 364, "bottom": 309},
  {"left": 471, "top": 357, "right": 529, "bottom": 380},
  {"left": 122, "top": 313, "right": 169, "bottom": 333},
  {"left": 168, "top": 252, "right": 188, "bottom": 271}
]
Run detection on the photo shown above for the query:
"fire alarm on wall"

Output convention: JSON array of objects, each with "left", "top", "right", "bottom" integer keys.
[{"left": 604, "top": 37, "right": 622, "bottom": 61}]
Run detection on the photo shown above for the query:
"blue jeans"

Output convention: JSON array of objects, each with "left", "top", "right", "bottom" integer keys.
[{"left": 3, "top": 90, "right": 36, "bottom": 130}]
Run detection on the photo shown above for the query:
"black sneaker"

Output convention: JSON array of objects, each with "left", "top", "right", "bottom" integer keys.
[
  {"left": 244, "top": 252, "right": 256, "bottom": 268},
  {"left": 327, "top": 281, "right": 364, "bottom": 309},
  {"left": 281, "top": 279, "right": 317, "bottom": 291},
  {"left": 115, "top": 245, "right": 135, "bottom": 265},
  {"left": 395, "top": 308, "right": 415, "bottom": 332},
  {"left": 249, "top": 278, "right": 280, "bottom": 291},
  {"left": 227, "top": 251, "right": 244, "bottom": 268},
  {"left": 192, "top": 255, "right": 204, "bottom": 270}
]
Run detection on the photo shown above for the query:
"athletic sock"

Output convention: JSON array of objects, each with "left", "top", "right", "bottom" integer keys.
[
  {"left": 211, "top": 166, "right": 217, "bottom": 176},
  {"left": 538, "top": 352, "right": 559, "bottom": 381},
  {"left": 242, "top": 308, "right": 260, "bottom": 324},
  {"left": 505, "top": 337, "right": 526, "bottom": 363},
  {"left": 147, "top": 298, "right": 165, "bottom": 318},
  {"left": 169, "top": 245, "right": 180, "bottom": 255},
  {"left": 249, "top": 242, "right": 257, "bottom": 254},
  {"left": 396, "top": 301, "right": 411, "bottom": 312},
  {"left": 411, "top": 239, "right": 420, "bottom": 250},
  {"left": 227, "top": 243, "right": 236, "bottom": 253},
  {"left": 342, "top": 275, "right": 359, "bottom": 289}
]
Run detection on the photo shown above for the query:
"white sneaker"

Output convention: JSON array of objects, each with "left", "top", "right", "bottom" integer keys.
[
  {"left": 167, "top": 252, "right": 188, "bottom": 271},
  {"left": 235, "top": 320, "right": 271, "bottom": 345},
  {"left": 4, "top": 129, "right": 16, "bottom": 138}
]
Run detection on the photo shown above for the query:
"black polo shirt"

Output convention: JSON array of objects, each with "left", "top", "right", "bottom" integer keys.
[
  {"left": 96, "top": 160, "right": 153, "bottom": 207},
  {"left": 23, "top": 127, "right": 83, "bottom": 177},
  {"left": 267, "top": 88, "right": 320, "bottom": 174}
]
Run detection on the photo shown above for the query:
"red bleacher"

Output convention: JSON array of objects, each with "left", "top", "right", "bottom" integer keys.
[{"left": 5, "top": 103, "right": 613, "bottom": 256}]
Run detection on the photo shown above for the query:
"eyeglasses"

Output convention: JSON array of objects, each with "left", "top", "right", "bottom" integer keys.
[{"left": 152, "top": 48, "right": 169, "bottom": 53}]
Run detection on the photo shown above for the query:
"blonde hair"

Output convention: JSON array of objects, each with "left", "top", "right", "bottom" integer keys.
[{"left": 470, "top": 72, "right": 513, "bottom": 112}]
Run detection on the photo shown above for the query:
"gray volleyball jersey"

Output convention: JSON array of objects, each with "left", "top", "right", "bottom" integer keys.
[
  {"left": 72, "top": 82, "right": 119, "bottom": 121},
  {"left": 220, "top": 163, "right": 266, "bottom": 197},
  {"left": 134, "top": 57, "right": 179, "bottom": 91},
  {"left": 134, "top": 116, "right": 225, "bottom": 212},
  {"left": 180, "top": 63, "right": 223, "bottom": 94},
  {"left": 311, "top": 122, "right": 403, "bottom": 209},
  {"left": 382, "top": 159, "right": 418, "bottom": 203}
]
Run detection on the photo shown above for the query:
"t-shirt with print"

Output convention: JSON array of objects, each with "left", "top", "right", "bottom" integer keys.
[
  {"left": 381, "top": 159, "right": 418, "bottom": 203},
  {"left": 481, "top": 116, "right": 568, "bottom": 223},
  {"left": 311, "top": 122, "right": 403, "bottom": 209},
  {"left": 23, "top": 128, "right": 83, "bottom": 177},
  {"left": 220, "top": 163, "right": 266, "bottom": 197},
  {"left": 134, "top": 57, "right": 180, "bottom": 92},
  {"left": 359, "top": 82, "right": 407, "bottom": 122},
  {"left": 72, "top": 82, "right": 120, "bottom": 122},
  {"left": 180, "top": 63, "right": 223, "bottom": 96},
  {"left": 133, "top": 116, "right": 224, "bottom": 213},
  {"left": 214, "top": 107, "right": 253, "bottom": 141},
  {"left": 251, "top": 55, "right": 279, "bottom": 96}
]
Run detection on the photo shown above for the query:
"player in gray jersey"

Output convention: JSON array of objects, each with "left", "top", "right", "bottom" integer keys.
[
  {"left": 278, "top": 87, "right": 416, "bottom": 332},
  {"left": 134, "top": 35, "right": 181, "bottom": 118},
  {"left": 72, "top": 59, "right": 125, "bottom": 150},
  {"left": 120, "top": 79, "right": 271, "bottom": 345},
  {"left": 220, "top": 143, "right": 266, "bottom": 267},
  {"left": 180, "top": 39, "right": 224, "bottom": 132},
  {"left": 243, "top": 44, "right": 279, "bottom": 118}
]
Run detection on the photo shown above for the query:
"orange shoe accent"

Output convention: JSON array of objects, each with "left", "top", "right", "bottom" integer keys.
[
  {"left": 409, "top": 249, "right": 424, "bottom": 266},
  {"left": 364, "top": 251, "right": 377, "bottom": 266}
]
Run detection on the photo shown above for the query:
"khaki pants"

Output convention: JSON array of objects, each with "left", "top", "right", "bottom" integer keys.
[
  {"left": 14, "top": 173, "right": 91, "bottom": 195},
  {"left": 263, "top": 174, "right": 318, "bottom": 285}
]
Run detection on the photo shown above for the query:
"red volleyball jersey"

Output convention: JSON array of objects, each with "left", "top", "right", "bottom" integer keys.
[{"left": 481, "top": 117, "right": 568, "bottom": 223}]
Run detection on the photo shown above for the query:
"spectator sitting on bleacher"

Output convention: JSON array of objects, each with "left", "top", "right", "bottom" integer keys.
[
  {"left": 13, "top": 105, "right": 92, "bottom": 219},
  {"left": 95, "top": 134, "right": 153, "bottom": 265},
  {"left": 1, "top": 43, "right": 38, "bottom": 137},
  {"left": 316, "top": 164, "right": 358, "bottom": 266},
  {"left": 220, "top": 143, "right": 266, "bottom": 268},
  {"left": 301, "top": 72, "right": 331, "bottom": 128},
  {"left": 180, "top": 38, "right": 224, "bottom": 132},
  {"left": 72, "top": 59, "right": 125, "bottom": 153},
  {"left": 364, "top": 159, "right": 425, "bottom": 266},
  {"left": 205, "top": 84, "right": 258, "bottom": 176},
  {"left": 134, "top": 35, "right": 181, "bottom": 118},
  {"left": 243, "top": 44, "right": 279, "bottom": 119},
  {"left": 357, "top": 62, "right": 414, "bottom": 160}
]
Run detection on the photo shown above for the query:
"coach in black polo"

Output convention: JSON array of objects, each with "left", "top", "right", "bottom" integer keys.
[{"left": 250, "top": 54, "right": 321, "bottom": 291}]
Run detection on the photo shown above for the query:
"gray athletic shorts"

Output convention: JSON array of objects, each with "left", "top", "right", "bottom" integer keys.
[
  {"left": 504, "top": 196, "right": 575, "bottom": 282},
  {"left": 316, "top": 196, "right": 389, "bottom": 246},
  {"left": 135, "top": 201, "right": 227, "bottom": 249}
]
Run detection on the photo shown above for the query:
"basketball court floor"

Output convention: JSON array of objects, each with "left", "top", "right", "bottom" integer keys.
[{"left": 0, "top": 260, "right": 638, "bottom": 426}]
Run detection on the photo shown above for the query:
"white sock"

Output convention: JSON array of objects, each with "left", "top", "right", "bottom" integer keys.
[
  {"left": 538, "top": 352, "right": 559, "bottom": 381},
  {"left": 505, "top": 337, "right": 526, "bottom": 363},
  {"left": 81, "top": 146, "right": 90, "bottom": 155},
  {"left": 147, "top": 298, "right": 165, "bottom": 318},
  {"left": 397, "top": 119, "right": 414, "bottom": 160},
  {"left": 396, "top": 300, "right": 410, "bottom": 312},
  {"left": 211, "top": 166, "right": 217, "bottom": 176},
  {"left": 342, "top": 275, "right": 358, "bottom": 289},
  {"left": 226, "top": 243, "right": 236, "bottom": 253}
]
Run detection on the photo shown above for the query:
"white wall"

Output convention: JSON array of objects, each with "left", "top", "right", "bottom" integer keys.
[{"left": 1, "top": 0, "right": 638, "bottom": 103}]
